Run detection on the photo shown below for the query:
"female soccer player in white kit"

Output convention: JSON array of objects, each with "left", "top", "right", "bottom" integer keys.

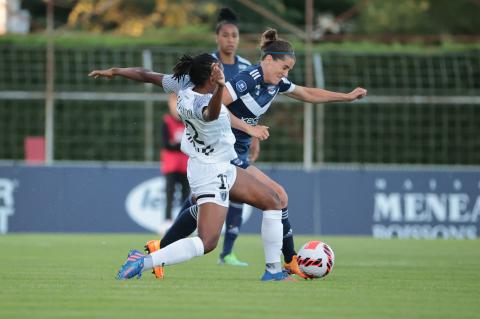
[
  {"left": 157, "top": 7, "right": 254, "bottom": 269},
  {"left": 106, "top": 53, "right": 293, "bottom": 281}
]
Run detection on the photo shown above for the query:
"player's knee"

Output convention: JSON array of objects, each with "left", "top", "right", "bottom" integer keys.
[
  {"left": 200, "top": 235, "right": 219, "bottom": 253},
  {"left": 264, "top": 189, "right": 282, "bottom": 210},
  {"left": 277, "top": 185, "right": 288, "bottom": 207}
]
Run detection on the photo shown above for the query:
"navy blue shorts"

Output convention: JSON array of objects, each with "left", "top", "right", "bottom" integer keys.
[{"left": 230, "top": 143, "right": 250, "bottom": 169}]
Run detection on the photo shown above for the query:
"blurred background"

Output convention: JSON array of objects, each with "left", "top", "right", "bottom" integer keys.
[
  {"left": 1, "top": 0, "right": 479, "bottom": 165},
  {"left": 0, "top": 0, "right": 479, "bottom": 237}
]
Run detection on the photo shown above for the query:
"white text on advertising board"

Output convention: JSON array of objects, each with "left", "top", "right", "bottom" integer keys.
[{"left": 372, "top": 178, "right": 479, "bottom": 239}]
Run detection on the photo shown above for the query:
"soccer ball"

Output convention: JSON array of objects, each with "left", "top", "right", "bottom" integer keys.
[{"left": 297, "top": 240, "right": 335, "bottom": 279}]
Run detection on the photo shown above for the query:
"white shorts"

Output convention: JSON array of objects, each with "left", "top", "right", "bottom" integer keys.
[{"left": 187, "top": 159, "right": 237, "bottom": 207}]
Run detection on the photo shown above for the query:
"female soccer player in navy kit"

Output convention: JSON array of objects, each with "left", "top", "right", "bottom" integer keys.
[
  {"left": 224, "top": 28, "right": 365, "bottom": 275},
  {"left": 99, "top": 54, "right": 293, "bottom": 281}
]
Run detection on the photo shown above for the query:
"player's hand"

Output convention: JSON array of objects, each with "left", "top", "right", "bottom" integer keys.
[
  {"left": 248, "top": 125, "right": 270, "bottom": 141},
  {"left": 88, "top": 68, "right": 115, "bottom": 79},
  {"left": 347, "top": 87, "right": 367, "bottom": 101},
  {"left": 248, "top": 137, "right": 260, "bottom": 162},
  {"left": 211, "top": 63, "right": 225, "bottom": 87}
]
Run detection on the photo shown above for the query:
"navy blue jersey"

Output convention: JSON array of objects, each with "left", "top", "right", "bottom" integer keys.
[
  {"left": 225, "top": 65, "right": 296, "bottom": 159},
  {"left": 211, "top": 52, "right": 251, "bottom": 81}
]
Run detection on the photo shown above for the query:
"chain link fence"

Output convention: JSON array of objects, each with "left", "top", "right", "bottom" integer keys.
[{"left": 1, "top": 45, "right": 479, "bottom": 164}]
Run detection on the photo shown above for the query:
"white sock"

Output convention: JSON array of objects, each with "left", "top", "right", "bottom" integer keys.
[
  {"left": 144, "top": 237, "right": 204, "bottom": 271},
  {"left": 143, "top": 255, "right": 153, "bottom": 270},
  {"left": 261, "top": 210, "right": 283, "bottom": 272}
]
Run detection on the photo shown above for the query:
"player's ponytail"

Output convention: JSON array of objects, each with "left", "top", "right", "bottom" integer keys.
[
  {"left": 260, "top": 28, "right": 278, "bottom": 49},
  {"left": 260, "top": 28, "right": 295, "bottom": 61},
  {"left": 215, "top": 7, "right": 238, "bottom": 34},
  {"left": 173, "top": 53, "right": 218, "bottom": 87}
]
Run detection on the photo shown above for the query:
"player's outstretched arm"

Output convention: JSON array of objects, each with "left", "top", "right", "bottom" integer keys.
[
  {"left": 286, "top": 86, "right": 367, "bottom": 103},
  {"left": 88, "top": 67, "right": 164, "bottom": 86}
]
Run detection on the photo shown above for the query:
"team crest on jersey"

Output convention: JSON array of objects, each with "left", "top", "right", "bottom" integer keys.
[
  {"left": 236, "top": 80, "right": 247, "bottom": 92},
  {"left": 220, "top": 191, "right": 228, "bottom": 202}
]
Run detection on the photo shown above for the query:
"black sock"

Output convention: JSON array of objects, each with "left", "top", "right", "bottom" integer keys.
[
  {"left": 281, "top": 207, "right": 296, "bottom": 263},
  {"left": 177, "top": 196, "right": 194, "bottom": 217},
  {"left": 160, "top": 204, "right": 198, "bottom": 248},
  {"left": 220, "top": 202, "right": 243, "bottom": 259}
]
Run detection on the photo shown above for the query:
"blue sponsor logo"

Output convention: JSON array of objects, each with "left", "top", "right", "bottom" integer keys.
[
  {"left": 241, "top": 117, "right": 259, "bottom": 126},
  {"left": 267, "top": 86, "right": 277, "bottom": 95}
]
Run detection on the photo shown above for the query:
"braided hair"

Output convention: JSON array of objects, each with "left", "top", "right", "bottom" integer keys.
[{"left": 173, "top": 53, "right": 217, "bottom": 87}]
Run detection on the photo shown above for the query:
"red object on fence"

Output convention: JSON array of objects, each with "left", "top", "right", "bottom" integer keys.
[{"left": 24, "top": 136, "right": 45, "bottom": 164}]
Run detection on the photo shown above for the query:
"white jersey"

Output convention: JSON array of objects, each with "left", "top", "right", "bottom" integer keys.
[{"left": 162, "top": 74, "right": 237, "bottom": 164}]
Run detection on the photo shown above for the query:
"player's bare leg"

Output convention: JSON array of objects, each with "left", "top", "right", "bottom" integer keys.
[{"left": 197, "top": 203, "right": 228, "bottom": 253}]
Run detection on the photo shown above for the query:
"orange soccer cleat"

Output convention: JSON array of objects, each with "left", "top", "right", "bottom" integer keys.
[
  {"left": 284, "top": 255, "right": 311, "bottom": 279},
  {"left": 144, "top": 240, "right": 164, "bottom": 279}
]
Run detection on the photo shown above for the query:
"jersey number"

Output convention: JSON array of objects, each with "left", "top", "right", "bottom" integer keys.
[
  {"left": 217, "top": 174, "right": 227, "bottom": 190},
  {"left": 184, "top": 119, "right": 205, "bottom": 146}
]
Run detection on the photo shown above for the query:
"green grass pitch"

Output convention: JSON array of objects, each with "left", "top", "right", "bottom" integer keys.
[{"left": 0, "top": 234, "right": 479, "bottom": 319}]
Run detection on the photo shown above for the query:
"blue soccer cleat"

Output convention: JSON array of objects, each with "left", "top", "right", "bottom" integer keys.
[
  {"left": 260, "top": 270, "right": 297, "bottom": 282},
  {"left": 116, "top": 249, "right": 145, "bottom": 280}
]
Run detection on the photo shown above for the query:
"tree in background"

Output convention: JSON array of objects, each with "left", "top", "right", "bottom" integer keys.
[
  {"left": 354, "top": 0, "right": 480, "bottom": 36},
  {"left": 426, "top": 0, "right": 480, "bottom": 35},
  {"left": 19, "top": 0, "right": 480, "bottom": 39},
  {"left": 355, "top": 0, "right": 430, "bottom": 35},
  {"left": 67, "top": 0, "right": 217, "bottom": 36}
]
